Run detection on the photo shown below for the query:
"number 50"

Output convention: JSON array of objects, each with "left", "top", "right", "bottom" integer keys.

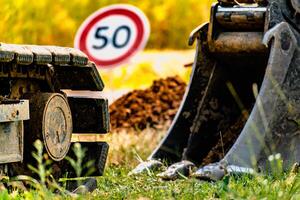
[{"left": 92, "top": 25, "right": 131, "bottom": 50}]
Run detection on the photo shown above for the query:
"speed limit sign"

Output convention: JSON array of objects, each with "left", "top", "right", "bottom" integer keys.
[{"left": 74, "top": 4, "right": 150, "bottom": 68}]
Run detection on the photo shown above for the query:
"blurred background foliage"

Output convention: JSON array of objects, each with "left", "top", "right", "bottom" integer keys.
[
  {"left": 0, "top": 0, "right": 215, "bottom": 90},
  {"left": 0, "top": 0, "right": 214, "bottom": 49}
]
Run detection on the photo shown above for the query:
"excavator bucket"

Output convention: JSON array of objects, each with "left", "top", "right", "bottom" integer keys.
[{"left": 131, "top": 0, "right": 300, "bottom": 180}]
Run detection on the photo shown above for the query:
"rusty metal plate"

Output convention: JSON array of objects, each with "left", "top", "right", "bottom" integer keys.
[
  {"left": 0, "top": 121, "right": 24, "bottom": 164},
  {"left": 0, "top": 100, "right": 29, "bottom": 122},
  {"left": 0, "top": 100, "right": 29, "bottom": 163}
]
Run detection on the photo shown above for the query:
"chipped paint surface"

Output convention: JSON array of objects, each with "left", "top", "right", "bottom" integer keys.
[
  {"left": 0, "top": 100, "right": 29, "bottom": 122},
  {"left": 0, "top": 121, "right": 24, "bottom": 164},
  {"left": 0, "top": 100, "right": 29, "bottom": 163}
]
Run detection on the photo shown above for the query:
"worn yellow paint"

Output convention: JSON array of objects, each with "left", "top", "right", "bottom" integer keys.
[{"left": 71, "top": 133, "right": 108, "bottom": 142}]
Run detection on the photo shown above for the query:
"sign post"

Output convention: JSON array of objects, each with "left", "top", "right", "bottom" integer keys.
[{"left": 75, "top": 4, "right": 150, "bottom": 68}]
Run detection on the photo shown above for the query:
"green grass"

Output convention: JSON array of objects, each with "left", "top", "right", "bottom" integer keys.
[
  {"left": 87, "top": 166, "right": 300, "bottom": 200},
  {"left": 2, "top": 129, "right": 300, "bottom": 199},
  {"left": 3, "top": 161, "right": 300, "bottom": 199}
]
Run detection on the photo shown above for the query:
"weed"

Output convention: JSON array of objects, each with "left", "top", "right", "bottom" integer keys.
[{"left": 65, "top": 143, "right": 95, "bottom": 178}]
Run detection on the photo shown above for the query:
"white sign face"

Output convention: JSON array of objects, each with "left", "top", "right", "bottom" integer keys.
[{"left": 74, "top": 4, "right": 150, "bottom": 68}]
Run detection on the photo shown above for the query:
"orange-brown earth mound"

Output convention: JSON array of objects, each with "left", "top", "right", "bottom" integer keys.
[
  {"left": 109, "top": 75, "right": 246, "bottom": 165},
  {"left": 109, "top": 76, "right": 186, "bottom": 131}
]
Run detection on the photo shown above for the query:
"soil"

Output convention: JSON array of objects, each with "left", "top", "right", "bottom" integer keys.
[
  {"left": 110, "top": 75, "right": 248, "bottom": 164},
  {"left": 201, "top": 115, "right": 248, "bottom": 166},
  {"left": 109, "top": 76, "right": 187, "bottom": 131}
]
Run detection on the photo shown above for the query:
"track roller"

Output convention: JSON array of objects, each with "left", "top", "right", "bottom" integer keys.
[{"left": 24, "top": 93, "right": 73, "bottom": 162}]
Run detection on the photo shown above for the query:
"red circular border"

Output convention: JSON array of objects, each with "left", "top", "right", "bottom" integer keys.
[{"left": 78, "top": 8, "right": 145, "bottom": 67}]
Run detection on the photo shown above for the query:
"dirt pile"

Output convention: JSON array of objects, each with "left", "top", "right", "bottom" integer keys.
[{"left": 109, "top": 76, "right": 187, "bottom": 131}]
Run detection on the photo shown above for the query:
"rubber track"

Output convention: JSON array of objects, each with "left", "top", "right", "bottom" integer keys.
[
  {"left": 0, "top": 43, "right": 104, "bottom": 91},
  {"left": 0, "top": 43, "right": 88, "bottom": 66}
]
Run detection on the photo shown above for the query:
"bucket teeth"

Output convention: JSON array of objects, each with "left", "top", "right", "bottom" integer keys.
[
  {"left": 192, "top": 163, "right": 254, "bottom": 181},
  {"left": 192, "top": 162, "right": 227, "bottom": 181},
  {"left": 157, "top": 160, "right": 195, "bottom": 180}
]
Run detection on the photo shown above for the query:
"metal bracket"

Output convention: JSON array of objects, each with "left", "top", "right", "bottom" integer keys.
[
  {"left": 0, "top": 100, "right": 29, "bottom": 164},
  {"left": 188, "top": 23, "right": 208, "bottom": 46}
]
